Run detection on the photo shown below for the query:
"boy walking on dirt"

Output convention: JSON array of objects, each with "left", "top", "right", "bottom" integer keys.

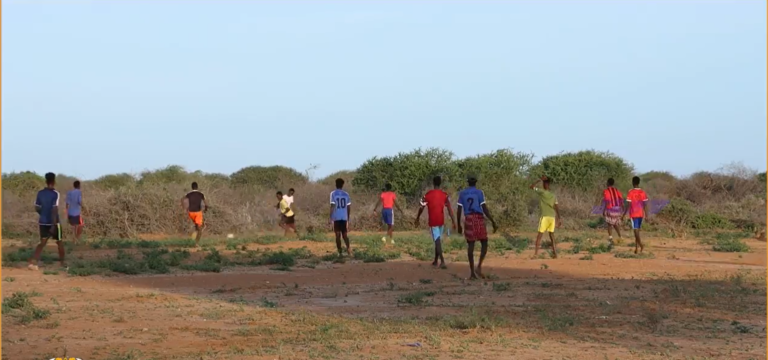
[
  {"left": 330, "top": 178, "right": 352, "bottom": 256},
  {"left": 457, "top": 175, "right": 497, "bottom": 279},
  {"left": 29, "top": 172, "right": 66, "bottom": 270},
  {"left": 531, "top": 176, "right": 561, "bottom": 258},
  {"left": 373, "top": 183, "right": 403, "bottom": 244},
  {"left": 602, "top": 178, "right": 624, "bottom": 248},
  {"left": 277, "top": 191, "right": 297, "bottom": 237},
  {"left": 66, "top": 180, "right": 85, "bottom": 244},
  {"left": 623, "top": 176, "right": 649, "bottom": 254},
  {"left": 415, "top": 176, "right": 456, "bottom": 269},
  {"left": 182, "top": 182, "right": 208, "bottom": 248}
]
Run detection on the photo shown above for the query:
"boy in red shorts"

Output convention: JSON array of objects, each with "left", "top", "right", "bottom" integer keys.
[{"left": 456, "top": 175, "right": 497, "bottom": 279}]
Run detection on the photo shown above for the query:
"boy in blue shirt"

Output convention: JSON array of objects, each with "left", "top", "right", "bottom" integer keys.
[
  {"left": 456, "top": 174, "right": 497, "bottom": 279},
  {"left": 329, "top": 178, "right": 352, "bottom": 256},
  {"left": 29, "top": 172, "right": 66, "bottom": 270},
  {"left": 66, "top": 180, "right": 85, "bottom": 244}
]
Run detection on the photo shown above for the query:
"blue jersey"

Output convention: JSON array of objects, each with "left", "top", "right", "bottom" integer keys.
[
  {"left": 329, "top": 189, "right": 351, "bottom": 221},
  {"left": 35, "top": 188, "right": 61, "bottom": 225},
  {"left": 66, "top": 189, "right": 82, "bottom": 216},
  {"left": 457, "top": 186, "right": 486, "bottom": 215}
]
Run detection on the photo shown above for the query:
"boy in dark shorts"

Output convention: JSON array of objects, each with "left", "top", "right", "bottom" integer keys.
[
  {"left": 456, "top": 175, "right": 497, "bottom": 279},
  {"left": 29, "top": 172, "right": 66, "bottom": 270},
  {"left": 66, "top": 180, "right": 85, "bottom": 244},
  {"left": 277, "top": 191, "right": 297, "bottom": 237},
  {"left": 329, "top": 178, "right": 352, "bottom": 256}
]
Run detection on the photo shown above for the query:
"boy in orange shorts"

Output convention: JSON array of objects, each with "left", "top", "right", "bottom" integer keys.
[{"left": 182, "top": 182, "right": 208, "bottom": 247}]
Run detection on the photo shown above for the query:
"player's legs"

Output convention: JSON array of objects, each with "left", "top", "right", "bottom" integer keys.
[
  {"left": 430, "top": 226, "right": 445, "bottom": 267},
  {"left": 548, "top": 231, "right": 558, "bottom": 259},
  {"left": 467, "top": 240, "right": 477, "bottom": 280},
  {"left": 476, "top": 239, "right": 488, "bottom": 278},
  {"left": 333, "top": 221, "right": 343, "bottom": 255},
  {"left": 632, "top": 218, "right": 644, "bottom": 253},
  {"left": 54, "top": 225, "right": 66, "bottom": 267}
]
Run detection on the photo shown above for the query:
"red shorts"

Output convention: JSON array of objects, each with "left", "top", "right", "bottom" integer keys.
[{"left": 463, "top": 213, "right": 487, "bottom": 242}]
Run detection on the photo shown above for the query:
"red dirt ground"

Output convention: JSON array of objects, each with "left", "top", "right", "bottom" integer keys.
[{"left": 2, "top": 232, "right": 765, "bottom": 360}]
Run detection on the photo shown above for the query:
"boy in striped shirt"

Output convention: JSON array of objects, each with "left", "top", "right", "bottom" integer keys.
[{"left": 602, "top": 178, "right": 624, "bottom": 247}]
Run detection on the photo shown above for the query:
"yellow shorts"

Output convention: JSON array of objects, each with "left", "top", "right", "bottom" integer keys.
[{"left": 538, "top": 216, "right": 556, "bottom": 233}]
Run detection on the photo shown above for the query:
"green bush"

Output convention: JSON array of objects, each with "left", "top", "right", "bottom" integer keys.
[
  {"left": 2, "top": 172, "right": 45, "bottom": 193},
  {"left": 93, "top": 173, "right": 136, "bottom": 189},
  {"left": 530, "top": 150, "right": 633, "bottom": 191},
  {"left": 712, "top": 238, "right": 750, "bottom": 253},
  {"left": 658, "top": 197, "right": 697, "bottom": 225},
  {"left": 354, "top": 147, "right": 459, "bottom": 201},
  {"left": 230, "top": 165, "right": 308, "bottom": 189},
  {"left": 691, "top": 212, "right": 734, "bottom": 230}
]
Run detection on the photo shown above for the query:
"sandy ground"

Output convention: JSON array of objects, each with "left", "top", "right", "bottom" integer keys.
[{"left": 1, "top": 232, "right": 766, "bottom": 360}]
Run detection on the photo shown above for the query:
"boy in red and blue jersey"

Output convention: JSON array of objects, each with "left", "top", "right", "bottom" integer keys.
[
  {"left": 456, "top": 174, "right": 497, "bottom": 279},
  {"left": 373, "top": 183, "right": 403, "bottom": 244},
  {"left": 623, "top": 176, "right": 649, "bottom": 254},
  {"left": 415, "top": 176, "right": 456, "bottom": 269},
  {"left": 29, "top": 172, "right": 66, "bottom": 270}
]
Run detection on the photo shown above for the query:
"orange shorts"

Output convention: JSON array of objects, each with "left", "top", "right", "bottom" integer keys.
[{"left": 188, "top": 211, "right": 203, "bottom": 226}]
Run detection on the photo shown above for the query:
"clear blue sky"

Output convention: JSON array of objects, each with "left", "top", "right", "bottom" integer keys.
[{"left": 3, "top": 0, "right": 766, "bottom": 180}]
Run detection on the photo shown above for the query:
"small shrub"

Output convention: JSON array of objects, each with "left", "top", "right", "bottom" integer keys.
[
  {"left": 398, "top": 291, "right": 436, "bottom": 306},
  {"left": 180, "top": 261, "right": 222, "bottom": 273},
  {"left": 492, "top": 282, "right": 511, "bottom": 292},
  {"left": 713, "top": 238, "right": 750, "bottom": 253},
  {"left": 691, "top": 212, "right": 734, "bottom": 230},
  {"left": 259, "top": 297, "right": 278, "bottom": 308},
  {"left": 614, "top": 251, "right": 655, "bottom": 259},
  {"left": 579, "top": 254, "right": 593, "bottom": 260}
]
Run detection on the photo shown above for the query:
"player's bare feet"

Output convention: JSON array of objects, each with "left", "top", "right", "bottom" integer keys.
[
  {"left": 346, "top": 248, "right": 352, "bottom": 256},
  {"left": 469, "top": 274, "right": 478, "bottom": 280},
  {"left": 431, "top": 261, "right": 439, "bottom": 268},
  {"left": 439, "top": 263, "right": 447, "bottom": 269},
  {"left": 476, "top": 267, "right": 484, "bottom": 279}
]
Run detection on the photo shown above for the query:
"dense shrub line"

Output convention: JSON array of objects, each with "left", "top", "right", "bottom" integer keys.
[{"left": 2, "top": 149, "right": 764, "bottom": 239}]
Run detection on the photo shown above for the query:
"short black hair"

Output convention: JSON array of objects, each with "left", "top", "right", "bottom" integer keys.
[
  {"left": 632, "top": 176, "right": 641, "bottom": 187},
  {"left": 384, "top": 183, "right": 392, "bottom": 191},
  {"left": 468, "top": 178, "right": 477, "bottom": 186},
  {"left": 335, "top": 178, "right": 345, "bottom": 189},
  {"left": 607, "top": 178, "right": 615, "bottom": 186},
  {"left": 542, "top": 177, "right": 551, "bottom": 185},
  {"left": 432, "top": 176, "right": 442, "bottom": 187},
  {"left": 288, "top": 188, "right": 295, "bottom": 193},
  {"left": 45, "top": 172, "right": 56, "bottom": 185},
  {"left": 277, "top": 191, "right": 283, "bottom": 196},
  {"left": 191, "top": 182, "right": 198, "bottom": 190}
]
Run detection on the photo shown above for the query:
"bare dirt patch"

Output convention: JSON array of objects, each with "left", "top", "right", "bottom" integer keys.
[{"left": 2, "top": 231, "right": 765, "bottom": 360}]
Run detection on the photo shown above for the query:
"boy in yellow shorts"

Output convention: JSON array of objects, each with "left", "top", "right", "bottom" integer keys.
[{"left": 530, "top": 176, "right": 561, "bottom": 258}]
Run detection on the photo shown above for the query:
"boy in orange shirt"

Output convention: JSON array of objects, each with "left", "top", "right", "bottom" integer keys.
[
  {"left": 623, "top": 176, "right": 649, "bottom": 254},
  {"left": 373, "top": 183, "right": 403, "bottom": 244}
]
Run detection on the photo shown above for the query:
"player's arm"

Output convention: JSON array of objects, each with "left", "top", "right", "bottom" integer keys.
[
  {"left": 35, "top": 192, "right": 42, "bottom": 214},
  {"left": 555, "top": 199, "right": 562, "bottom": 227},
  {"left": 181, "top": 194, "right": 188, "bottom": 211},
  {"left": 642, "top": 193, "right": 650, "bottom": 218},
  {"left": 445, "top": 197, "right": 457, "bottom": 230},
  {"left": 455, "top": 194, "right": 463, "bottom": 233},
  {"left": 529, "top": 176, "right": 544, "bottom": 190},
  {"left": 481, "top": 204, "right": 497, "bottom": 233},
  {"left": 394, "top": 198, "right": 404, "bottom": 214},
  {"left": 415, "top": 197, "right": 426, "bottom": 226},
  {"left": 202, "top": 193, "right": 209, "bottom": 212},
  {"left": 372, "top": 197, "right": 381, "bottom": 214},
  {"left": 328, "top": 194, "right": 335, "bottom": 223},
  {"left": 52, "top": 192, "right": 60, "bottom": 224},
  {"left": 346, "top": 197, "right": 352, "bottom": 229}
]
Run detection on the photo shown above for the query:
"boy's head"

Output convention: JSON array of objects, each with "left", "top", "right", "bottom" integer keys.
[
  {"left": 73, "top": 180, "right": 81, "bottom": 189},
  {"left": 288, "top": 188, "right": 295, "bottom": 196},
  {"left": 432, "top": 176, "right": 442, "bottom": 188},
  {"left": 45, "top": 172, "right": 56, "bottom": 187},
  {"left": 542, "top": 176, "right": 551, "bottom": 190},
  {"left": 607, "top": 178, "right": 615, "bottom": 187},
  {"left": 276, "top": 191, "right": 283, "bottom": 200},
  {"left": 191, "top": 182, "right": 199, "bottom": 190},
  {"left": 632, "top": 176, "right": 641, "bottom": 187},
  {"left": 467, "top": 174, "right": 478, "bottom": 187},
  {"left": 384, "top": 183, "right": 392, "bottom": 191},
  {"left": 335, "top": 178, "right": 345, "bottom": 189}
]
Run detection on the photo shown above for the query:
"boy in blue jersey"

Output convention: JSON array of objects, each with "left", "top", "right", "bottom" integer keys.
[
  {"left": 28, "top": 172, "right": 66, "bottom": 270},
  {"left": 456, "top": 175, "right": 497, "bottom": 279},
  {"left": 329, "top": 178, "right": 352, "bottom": 256}
]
